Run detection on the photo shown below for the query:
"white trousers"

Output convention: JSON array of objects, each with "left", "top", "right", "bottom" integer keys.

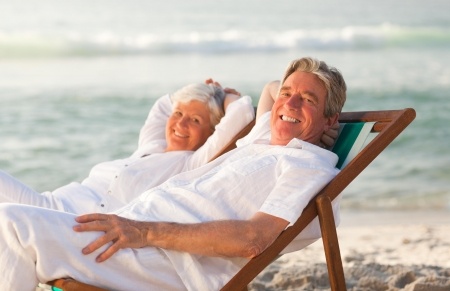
[
  {"left": 0, "top": 170, "right": 64, "bottom": 209},
  {"left": 0, "top": 203, "right": 185, "bottom": 290},
  {"left": 0, "top": 170, "right": 124, "bottom": 214}
]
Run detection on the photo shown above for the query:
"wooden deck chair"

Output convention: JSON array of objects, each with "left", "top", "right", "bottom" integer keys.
[{"left": 47, "top": 108, "right": 415, "bottom": 291}]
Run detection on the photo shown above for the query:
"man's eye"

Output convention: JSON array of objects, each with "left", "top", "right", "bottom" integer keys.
[
  {"left": 173, "top": 111, "right": 182, "bottom": 117},
  {"left": 192, "top": 118, "right": 200, "bottom": 124}
]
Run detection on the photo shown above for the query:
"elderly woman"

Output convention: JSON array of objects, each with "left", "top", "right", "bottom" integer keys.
[{"left": 0, "top": 81, "right": 255, "bottom": 214}]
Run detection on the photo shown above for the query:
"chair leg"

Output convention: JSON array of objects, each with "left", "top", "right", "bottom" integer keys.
[{"left": 316, "top": 195, "right": 347, "bottom": 291}]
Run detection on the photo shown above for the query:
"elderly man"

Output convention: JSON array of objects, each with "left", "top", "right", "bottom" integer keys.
[{"left": 0, "top": 56, "right": 346, "bottom": 290}]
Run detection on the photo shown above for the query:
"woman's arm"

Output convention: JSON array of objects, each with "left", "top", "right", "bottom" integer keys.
[
  {"left": 205, "top": 78, "right": 242, "bottom": 110},
  {"left": 186, "top": 81, "right": 254, "bottom": 169},
  {"left": 137, "top": 94, "right": 172, "bottom": 149}
]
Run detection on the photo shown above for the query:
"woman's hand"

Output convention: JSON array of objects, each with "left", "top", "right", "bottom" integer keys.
[
  {"left": 205, "top": 78, "right": 241, "bottom": 110},
  {"left": 73, "top": 213, "right": 149, "bottom": 262}
]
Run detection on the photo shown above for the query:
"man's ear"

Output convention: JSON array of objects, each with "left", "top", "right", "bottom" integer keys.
[{"left": 324, "top": 113, "right": 339, "bottom": 131}]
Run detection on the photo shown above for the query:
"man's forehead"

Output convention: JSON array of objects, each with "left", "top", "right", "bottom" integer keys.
[
  {"left": 284, "top": 71, "right": 320, "bottom": 84},
  {"left": 281, "top": 71, "right": 326, "bottom": 98}
]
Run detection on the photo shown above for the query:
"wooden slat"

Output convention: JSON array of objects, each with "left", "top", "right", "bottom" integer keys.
[{"left": 316, "top": 195, "right": 347, "bottom": 291}]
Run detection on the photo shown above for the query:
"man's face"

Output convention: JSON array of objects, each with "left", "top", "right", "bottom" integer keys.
[
  {"left": 165, "top": 100, "right": 213, "bottom": 152},
  {"left": 270, "top": 71, "right": 338, "bottom": 146}
]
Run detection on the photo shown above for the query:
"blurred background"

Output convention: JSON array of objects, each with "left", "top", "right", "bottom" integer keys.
[{"left": 0, "top": 0, "right": 449, "bottom": 211}]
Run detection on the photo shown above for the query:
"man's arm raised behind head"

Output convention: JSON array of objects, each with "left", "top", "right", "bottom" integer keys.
[{"left": 256, "top": 80, "right": 280, "bottom": 120}]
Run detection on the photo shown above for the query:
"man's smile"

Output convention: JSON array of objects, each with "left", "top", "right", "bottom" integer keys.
[{"left": 280, "top": 115, "right": 300, "bottom": 123}]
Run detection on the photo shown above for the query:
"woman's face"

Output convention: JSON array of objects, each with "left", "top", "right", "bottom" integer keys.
[{"left": 165, "top": 100, "right": 213, "bottom": 152}]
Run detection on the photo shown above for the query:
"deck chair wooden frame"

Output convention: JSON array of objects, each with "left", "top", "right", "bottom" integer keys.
[{"left": 47, "top": 108, "right": 415, "bottom": 291}]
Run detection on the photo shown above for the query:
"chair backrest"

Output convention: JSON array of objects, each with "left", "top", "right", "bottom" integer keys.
[
  {"left": 221, "top": 108, "right": 416, "bottom": 291},
  {"left": 332, "top": 122, "right": 375, "bottom": 169}
]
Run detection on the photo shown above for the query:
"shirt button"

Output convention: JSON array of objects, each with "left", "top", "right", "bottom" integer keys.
[{"left": 101, "top": 204, "right": 105, "bottom": 207}]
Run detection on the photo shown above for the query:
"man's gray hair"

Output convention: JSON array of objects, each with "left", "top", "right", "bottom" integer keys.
[{"left": 281, "top": 57, "right": 347, "bottom": 117}]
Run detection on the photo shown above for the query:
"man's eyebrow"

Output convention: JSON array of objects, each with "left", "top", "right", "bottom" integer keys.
[
  {"left": 302, "top": 91, "right": 319, "bottom": 102},
  {"left": 279, "top": 86, "right": 320, "bottom": 102},
  {"left": 279, "top": 85, "right": 291, "bottom": 91}
]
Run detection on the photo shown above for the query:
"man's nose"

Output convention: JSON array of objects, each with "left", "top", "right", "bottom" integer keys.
[{"left": 285, "top": 95, "right": 301, "bottom": 109}]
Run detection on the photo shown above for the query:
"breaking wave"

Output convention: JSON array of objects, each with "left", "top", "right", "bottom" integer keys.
[{"left": 1, "top": 23, "right": 449, "bottom": 58}]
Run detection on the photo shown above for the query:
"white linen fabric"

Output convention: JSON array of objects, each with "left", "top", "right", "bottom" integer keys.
[
  {"left": 235, "top": 110, "right": 272, "bottom": 146},
  {"left": 0, "top": 94, "right": 255, "bottom": 214},
  {"left": 235, "top": 111, "right": 343, "bottom": 254},
  {"left": 0, "top": 115, "right": 339, "bottom": 290},
  {"left": 117, "top": 138, "right": 339, "bottom": 290},
  {"left": 0, "top": 204, "right": 186, "bottom": 291}
]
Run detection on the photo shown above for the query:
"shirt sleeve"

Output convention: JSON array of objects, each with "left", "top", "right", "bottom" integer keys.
[
  {"left": 185, "top": 95, "right": 255, "bottom": 170},
  {"left": 137, "top": 94, "right": 172, "bottom": 149},
  {"left": 259, "top": 153, "right": 339, "bottom": 227},
  {"left": 235, "top": 111, "right": 271, "bottom": 147}
]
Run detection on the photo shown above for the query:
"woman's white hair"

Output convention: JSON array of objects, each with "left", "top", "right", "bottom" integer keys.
[{"left": 170, "top": 83, "right": 225, "bottom": 129}]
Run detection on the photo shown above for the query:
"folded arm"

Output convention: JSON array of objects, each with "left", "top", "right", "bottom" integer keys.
[
  {"left": 187, "top": 79, "right": 254, "bottom": 167},
  {"left": 73, "top": 211, "right": 288, "bottom": 262},
  {"left": 137, "top": 94, "right": 173, "bottom": 150}
]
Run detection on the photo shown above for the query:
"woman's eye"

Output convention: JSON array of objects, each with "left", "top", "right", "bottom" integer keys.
[
  {"left": 192, "top": 118, "right": 200, "bottom": 124},
  {"left": 173, "top": 111, "right": 182, "bottom": 117}
]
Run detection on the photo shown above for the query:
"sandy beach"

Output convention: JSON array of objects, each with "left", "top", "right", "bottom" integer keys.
[{"left": 249, "top": 210, "right": 450, "bottom": 290}]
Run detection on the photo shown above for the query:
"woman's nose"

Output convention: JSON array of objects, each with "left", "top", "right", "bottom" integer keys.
[{"left": 177, "top": 117, "right": 189, "bottom": 128}]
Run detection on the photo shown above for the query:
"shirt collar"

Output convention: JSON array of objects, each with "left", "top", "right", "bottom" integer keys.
[{"left": 285, "top": 138, "right": 339, "bottom": 166}]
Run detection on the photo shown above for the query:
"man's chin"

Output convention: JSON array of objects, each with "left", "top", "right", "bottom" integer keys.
[{"left": 270, "top": 134, "right": 294, "bottom": 146}]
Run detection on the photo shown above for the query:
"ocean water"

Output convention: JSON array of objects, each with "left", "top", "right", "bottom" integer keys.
[{"left": 0, "top": 0, "right": 449, "bottom": 211}]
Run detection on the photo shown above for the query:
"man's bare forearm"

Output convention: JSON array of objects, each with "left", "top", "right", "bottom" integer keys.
[
  {"left": 146, "top": 220, "right": 265, "bottom": 258},
  {"left": 74, "top": 212, "right": 288, "bottom": 262}
]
